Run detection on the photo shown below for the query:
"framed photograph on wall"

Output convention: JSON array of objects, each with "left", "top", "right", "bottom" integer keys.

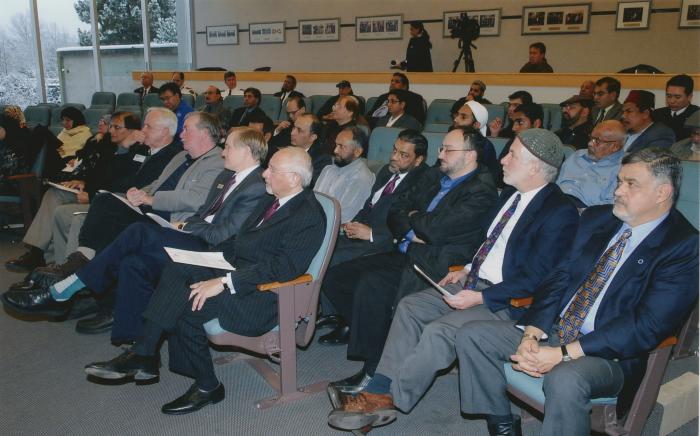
[
  {"left": 249, "top": 21, "right": 286, "bottom": 44},
  {"left": 299, "top": 18, "right": 341, "bottom": 42},
  {"left": 616, "top": 1, "right": 651, "bottom": 30},
  {"left": 355, "top": 14, "right": 403, "bottom": 40},
  {"left": 522, "top": 4, "right": 591, "bottom": 34},
  {"left": 443, "top": 9, "right": 501, "bottom": 37},
  {"left": 679, "top": 0, "right": 700, "bottom": 28},
  {"left": 206, "top": 25, "right": 239, "bottom": 45}
]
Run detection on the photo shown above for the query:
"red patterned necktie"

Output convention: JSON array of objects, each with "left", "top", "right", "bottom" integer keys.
[
  {"left": 463, "top": 194, "right": 521, "bottom": 290},
  {"left": 203, "top": 174, "right": 236, "bottom": 218},
  {"left": 558, "top": 229, "right": 632, "bottom": 344},
  {"left": 259, "top": 199, "right": 280, "bottom": 224}
]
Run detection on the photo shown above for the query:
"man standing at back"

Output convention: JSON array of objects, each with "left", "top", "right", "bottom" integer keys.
[
  {"left": 223, "top": 71, "right": 243, "bottom": 96},
  {"left": 134, "top": 72, "right": 159, "bottom": 101}
]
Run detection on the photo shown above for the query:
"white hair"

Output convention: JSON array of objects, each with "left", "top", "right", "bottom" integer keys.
[
  {"left": 146, "top": 107, "right": 178, "bottom": 138},
  {"left": 280, "top": 147, "right": 313, "bottom": 188}
]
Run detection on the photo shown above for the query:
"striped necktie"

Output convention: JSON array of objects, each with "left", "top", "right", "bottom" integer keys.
[
  {"left": 463, "top": 194, "right": 521, "bottom": 290},
  {"left": 558, "top": 229, "right": 632, "bottom": 344}
]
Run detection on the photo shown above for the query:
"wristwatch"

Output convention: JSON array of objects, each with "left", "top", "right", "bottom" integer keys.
[
  {"left": 220, "top": 276, "right": 230, "bottom": 293},
  {"left": 561, "top": 344, "right": 572, "bottom": 362}
]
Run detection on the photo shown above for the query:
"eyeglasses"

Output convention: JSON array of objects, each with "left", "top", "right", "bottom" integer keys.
[
  {"left": 439, "top": 145, "right": 471, "bottom": 153},
  {"left": 387, "top": 99, "right": 400, "bottom": 104},
  {"left": 109, "top": 125, "right": 126, "bottom": 130},
  {"left": 267, "top": 166, "right": 296, "bottom": 175},
  {"left": 287, "top": 108, "right": 301, "bottom": 116},
  {"left": 593, "top": 91, "right": 609, "bottom": 97},
  {"left": 589, "top": 136, "right": 617, "bottom": 145}
]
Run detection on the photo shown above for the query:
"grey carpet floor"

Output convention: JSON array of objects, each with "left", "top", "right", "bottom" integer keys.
[{"left": 0, "top": 230, "right": 697, "bottom": 436}]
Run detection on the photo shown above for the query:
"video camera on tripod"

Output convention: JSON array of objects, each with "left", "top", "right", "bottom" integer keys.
[{"left": 450, "top": 13, "right": 480, "bottom": 72}]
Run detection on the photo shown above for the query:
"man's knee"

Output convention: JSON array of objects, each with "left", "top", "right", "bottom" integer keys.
[{"left": 543, "top": 363, "right": 590, "bottom": 401}]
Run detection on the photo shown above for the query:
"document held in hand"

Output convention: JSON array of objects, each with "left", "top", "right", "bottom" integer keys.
[
  {"left": 164, "top": 247, "right": 236, "bottom": 270},
  {"left": 146, "top": 213, "right": 191, "bottom": 233},
  {"left": 47, "top": 181, "right": 81, "bottom": 194},
  {"left": 413, "top": 264, "right": 456, "bottom": 300},
  {"left": 98, "top": 190, "right": 143, "bottom": 215}
]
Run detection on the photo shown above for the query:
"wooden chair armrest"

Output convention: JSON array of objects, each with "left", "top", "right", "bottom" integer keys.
[
  {"left": 657, "top": 336, "right": 677, "bottom": 349},
  {"left": 448, "top": 265, "right": 464, "bottom": 272},
  {"left": 6, "top": 173, "right": 38, "bottom": 181},
  {"left": 257, "top": 274, "right": 313, "bottom": 292},
  {"left": 510, "top": 296, "right": 534, "bottom": 308}
]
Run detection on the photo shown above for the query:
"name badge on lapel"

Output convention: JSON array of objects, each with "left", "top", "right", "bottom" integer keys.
[
  {"left": 133, "top": 154, "right": 146, "bottom": 163},
  {"left": 217, "top": 183, "right": 224, "bottom": 189}
]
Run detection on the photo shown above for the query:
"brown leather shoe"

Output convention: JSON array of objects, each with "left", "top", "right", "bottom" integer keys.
[
  {"left": 30, "top": 252, "right": 89, "bottom": 287},
  {"left": 328, "top": 391, "right": 396, "bottom": 430}
]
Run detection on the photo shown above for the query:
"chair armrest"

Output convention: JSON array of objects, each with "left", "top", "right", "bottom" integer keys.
[
  {"left": 448, "top": 265, "right": 464, "bottom": 272},
  {"left": 257, "top": 274, "right": 313, "bottom": 292},
  {"left": 510, "top": 297, "right": 534, "bottom": 308},
  {"left": 6, "top": 173, "right": 38, "bottom": 181},
  {"left": 657, "top": 336, "right": 677, "bottom": 349}
]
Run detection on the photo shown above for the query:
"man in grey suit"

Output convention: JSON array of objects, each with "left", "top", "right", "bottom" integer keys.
[
  {"left": 374, "top": 89, "right": 422, "bottom": 131},
  {"left": 10, "top": 111, "right": 226, "bottom": 302},
  {"left": 3, "top": 128, "right": 268, "bottom": 341},
  {"left": 622, "top": 90, "right": 676, "bottom": 153},
  {"left": 82, "top": 147, "right": 326, "bottom": 416},
  {"left": 592, "top": 77, "right": 623, "bottom": 126}
]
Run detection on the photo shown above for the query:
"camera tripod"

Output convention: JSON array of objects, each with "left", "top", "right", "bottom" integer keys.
[{"left": 452, "top": 39, "right": 476, "bottom": 73}]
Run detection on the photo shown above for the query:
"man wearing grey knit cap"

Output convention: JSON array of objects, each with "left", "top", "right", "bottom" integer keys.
[{"left": 328, "top": 128, "right": 579, "bottom": 432}]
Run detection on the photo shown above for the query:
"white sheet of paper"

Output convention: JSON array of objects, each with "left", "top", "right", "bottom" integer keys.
[
  {"left": 61, "top": 158, "right": 82, "bottom": 172},
  {"left": 47, "top": 181, "right": 80, "bottom": 195},
  {"left": 413, "top": 264, "right": 456, "bottom": 300},
  {"left": 98, "top": 190, "right": 143, "bottom": 215},
  {"left": 146, "top": 213, "right": 191, "bottom": 234},
  {"left": 164, "top": 247, "right": 235, "bottom": 270}
]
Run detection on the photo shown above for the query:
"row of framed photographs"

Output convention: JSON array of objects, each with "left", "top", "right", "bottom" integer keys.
[{"left": 205, "top": 1, "right": 700, "bottom": 46}]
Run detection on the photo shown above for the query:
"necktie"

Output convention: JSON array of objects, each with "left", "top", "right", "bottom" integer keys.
[
  {"left": 202, "top": 174, "right": 236, "bottom": 218},
  {"left": 595, "top": 108, "right": 606, "bottom": 125},
  {"left": 463, "top": 194, "right": 521, "bottom": 290},
  {"left": 228, "top": 89, "right": 232, "bottom": 96},
  {"left": 558, "top": 229, "right": 632, "bottom": 344},
  {"left": 381, "top": 174, "right": 400, "bottom": 196},
  {"left": 259, "top": 199, "right": 280, "bottom": 225}
]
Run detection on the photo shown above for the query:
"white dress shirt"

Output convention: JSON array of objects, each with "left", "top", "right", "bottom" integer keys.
[{"left": 204, "top": 165, "right": 259, "bottom": 223}]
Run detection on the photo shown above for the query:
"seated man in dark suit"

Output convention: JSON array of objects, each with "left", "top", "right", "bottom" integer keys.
[
  {"left": 318, "top": 80, "right": 365, "bottom": 120},
  {"left": 452, "top": 148, "right": 698, "bottom": 436},
  {"left": 82, "top": 146, "right": 326, "bottom": 415},
  {"left": 290, "top": 114, "right": 332, "bottom": 187},
  {"left": 374, "top": 89, "right": 422, "bottom": 131},
  {"left": 368, "top": 73, "right": 426, "bottom": 128},
  {"left": 228, "top": 87, "right": 266, "bottom": 129},
  {"left": 273, "top": 74, "right": 305, "bottom": 102},
  {"left": 2, "top": 111, "right": 225, "bottom": 314},
  {"left": 653, "top": 74, "right": 698, "bottom": 141},
  {"left": 328, "top": 130, "right": 579, "bottom": 431},
  {"left": 134, "top": 71, "right": 159, "bottom": 101},
  {"left": 622, "top": 90, "right": 676, "bottom": 153},
  {"left": 269, "top": 95, "right": 307, "bottom": 153},
  {"left": 7, "top": 128, "right": 268, "bottom": 342},
  {"left": 322, "top": 127, "right": 498, "bottom": 389},
  {"left": 591, "top": 76, "right": 623, "bottom": 126}
]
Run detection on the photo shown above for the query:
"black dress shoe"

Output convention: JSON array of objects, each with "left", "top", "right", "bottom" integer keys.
[
  {"left": 30, "top": 252, "right": 89, "bottom": 288},
  {"left": 329, "top": 370, "right": 373, "bottom": 394},
  {"left": 316, "top": 314, "right": 343, "bottom": 328},
  {"left": 319, "top": 323, "right": 350, "bottom": 345},
  {"left": 75, "top": 309, "right": 113, "bottom": 334},
  {"left": 84, "top": 350, "right": 159, "bottom": 382},
  {"left": 9, "top": 279, "right": 40, "bottom": 291},
  {"left": 5, "top": 249, "right": 45, "bottom": 273},
  {"left": 486, "top": 414, "right": 522, "bottom": 436},
  {"left": 2, "top": 288, "right": 70, "bottom": 317},
  {"left": 65, "top": 296, "right": 99, "bottom": 320},
  {"left": 161, "top": 383, "right": 225, "bottom": 415}
]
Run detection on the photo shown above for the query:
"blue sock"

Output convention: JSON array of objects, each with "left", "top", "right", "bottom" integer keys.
[
  {"left": 49, "top": 274, "right": 86, "bottom": 302},
  {"left": 364, "top": 372, "right": 392, "bottom": 394}
]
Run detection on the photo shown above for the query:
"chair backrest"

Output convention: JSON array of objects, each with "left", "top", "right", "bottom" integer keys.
[
  {"left": 484, "top": 104, "right": 506, "bottom": 124},
  {"left": 89, "top": 92, "right": 116, "bottom": 111},
  {"left": 260, "top": 94, "right": 282, "bottom": 121},
  {"left": 223, "top": 95, "right": 244, "bottom": 112},
  {"left": 116, "top": 92, "right": 141, "bottom": 107},
  {"left": 562, "top": 144, "right": 576, "bottom": 160},
  {"left": 541, "top": 103, "right": 562, "bottom": 131},
  {"left": 422, "top": 123, "right": 450, "bottom": 133},
  {"left": 365, "top": 96, "right": 378, "bottom": 116},
  {"left": 194, "top": 94, "right": 206, "bottom": 110},
  {"left": 31, "top": 143, "right": 47, "bottom": 177},
  {"left": 490, "top": 137, "right": 510, "bottom": 157},
  {"left": 367, "top": 127, "right": 402, "bottom": 164},
  {"left": 425, "top": 99, "right": 455, "bottom": 125},
  {"left": 310, "top": 95, "right": 333, "bottom": 116},
  {"left": 142, "top": 93, "right": 164, "bottom": 110},
  {"left": 182, "top": 94, "right": 195, "bottom": 108},
  {"left": 23, "top": 106, "right": 51, "bottom": 128},
  {"left": 84, "top": 108, "right": 110, "bottom": 133},
  {"left": 678, "top": 160, "right": 699, "bottom": 230},
  {"left": 423, "top": 131, "right": 444, "bottom": 166}
]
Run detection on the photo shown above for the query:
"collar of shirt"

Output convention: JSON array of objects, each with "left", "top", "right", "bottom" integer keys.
[
  {"left": 386, "top": 113, "right": 403, "bottom": 126},
  {"left": 441, "top": 167, "right": 477, "bottom": 189},
  {"left": 231, "top": 165, "right": 258, "bottom": 186},
  {"left": 672, "top": 106, "right": 689, "bottom": 116},
  {"left": 276, "top": 189, "right": 303, "bottom": 209},
  {"left": 613, "top": 211, "right": 669, "bottom": 253},
  {"left": 149, "top": 144, "right": 167, "bottom": 155},
  {"left": 582, "top": 148, "right": 625, "bottom": 164}
]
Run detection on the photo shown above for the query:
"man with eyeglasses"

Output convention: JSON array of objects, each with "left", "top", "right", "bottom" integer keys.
[
  {"left": 557, "top": 120, "right": 626, "bottom": 208},
  {"left": 159, "top": 82, "right": 193, "bottom": 136},
  {"left": 495, "top": 103, "right": 544, "bottom": 188},
  {"left": 323, "top": 126, "right": 497, "bottom": 397},
  {"left": 328, "top": 129, "right": 578, "bottom": 433},
  {"left": 198, "top": 85, "right": 231, "bottom": 131},
  {"left": 375, "top": 89, "right": 422, "bottom": 131},
  {"left": 592, "top": 77, "right": 623, "bottom": 126},
  {"left": 269, "top": 95, "right": 307, "bottom": 152},
  {"left": 6, "top": 110, "right": 181, "bottom": 293}
]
